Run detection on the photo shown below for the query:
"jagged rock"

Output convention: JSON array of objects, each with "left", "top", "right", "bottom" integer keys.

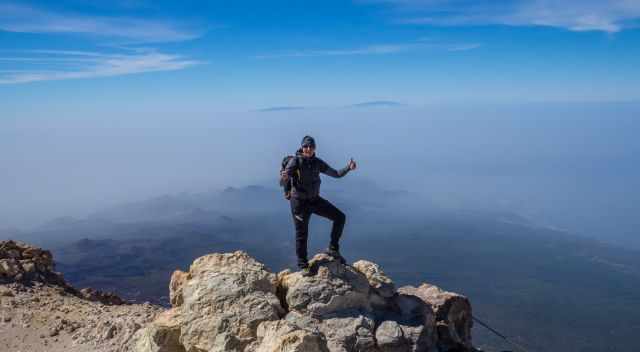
[
  {"left": 390, "top": 293, "right": 437, "bottom": 352},
  {"left": 0, "top": 258, "right": 21, "bottom": 277},
  {"left": 376, "top": 320, "right": 409, "bottom": 352},
  {"left": 80, "top": 287, "right": 126, "bottom": 305},
  {"left": 177, "top": 251, "right": 284, "bottom": 352},
  {"left": 398, "top": 284, "right": 472, "bottom": 351},
  {"left": 251, "top": 319, "right": 328, "bottom": 352},
  {"left": 277, "top": 254, "right": 379, "bottom": 352},
  {"left": 353, "top": 260, "right": 396, "bottom": 298},
  {"left": 278, "top": 253, "right": 371, "bottom": 316},
  {"left": 169, "top": 270, "right": 188, "bottom": 307},
  {"left": 1, "top": 240, "right": 130, "bottom": 308},
  {"left": 284, "top": 310, "right": 376, "bottom": 352},
  {"left": 130, "top": 309, "right": 185, "bottom": 352},
  {"left": 124, "top": 250, "right": 474, "bottom": 352},
  {"left": 0, "top": 240, "right": 65, "bottom": 287}
]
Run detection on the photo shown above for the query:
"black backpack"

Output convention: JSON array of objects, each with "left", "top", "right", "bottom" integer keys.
[{"left": 279, "top": 155, "right": 301, "bottom": 190}]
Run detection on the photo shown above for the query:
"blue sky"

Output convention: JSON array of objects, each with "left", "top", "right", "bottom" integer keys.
[
  {"left": 1, "top": 0, "right": 639, "bottom": 110},
  {"left": 1, "top": 1, "right": 640, "bottom": 242}
]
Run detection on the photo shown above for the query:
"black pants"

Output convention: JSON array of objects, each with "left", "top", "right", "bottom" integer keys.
[{"left": 290, "top": 196, "right": 346, "bottom": 268}]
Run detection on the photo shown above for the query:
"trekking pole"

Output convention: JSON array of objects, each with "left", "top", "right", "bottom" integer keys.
[{"left": 472, "top": 315, "right": 531, "bottom": 352}]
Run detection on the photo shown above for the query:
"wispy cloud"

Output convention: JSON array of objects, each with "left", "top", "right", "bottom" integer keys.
[
  {"left": 255, "top": 40, "right": 480, "bottom": 59},
  {"left": 0, "top": 3, "right": 201, "bottom": 42},
  {"left": 255, "top": 44, "right": 416, "bottom": 59},
  {"left": 256, "top": 106, "right": 306, "bottom": 112},
  {"left": 0, "top": 49, "right": 201, "bottom": 84},
  {"left": 349, "top": 100, "right": 405, "bottom": 108},
  {"left": 367, "top": 0, "right": 640, "bottom": 33}
]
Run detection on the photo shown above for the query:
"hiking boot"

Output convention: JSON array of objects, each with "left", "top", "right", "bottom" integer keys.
[
  {"left": 324, "top": 247, "right": 346, "bottom": 265},
  {"left": 300, "top": 265, "right": 313, "bottom": 277}
]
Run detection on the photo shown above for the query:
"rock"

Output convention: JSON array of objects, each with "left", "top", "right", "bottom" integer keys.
[
  {"left": 123, "top": 250, "right": 475, "bottom": 352},
  {"left": 376, "top": 320, "right": 409, "bottom": 352},
  {"left": 279, "top": 253, "right": 371, "bottom": 317},
  {"left": 20, "top": 260, "right": 36, "bottom": 273},
  {"left": 0, "top": 286, "right": 14, "bottom": 297},
  {"left": 6, "top": 249, "right": 21, "bottom": 259},
  {"left": 0, "top": 240, "right": 69, "bottom": 289},
  {"left": 178, "top": 251, "right": 284, "bottom": 352},
  {"left": 284, "top": 310, "right": 376, "bottom": 352},
  {"left": 318, "top": 313, "right": 377, "bottom": 352},
  {"left": 385, "top": 293, "right": 437, "bottom": 352},
  {"left": 398, "top": 284, "right": 472, "bottom": 351},
  {"left": 0, "top": 258, "right": 21, "bottom": 277},
  {"left": 353, "top": 260, "right": 396, "bottom": 298},
  {"left": 252, "top": 319, "right": 328, "bottom": 352},
  {"left": 169, "top": 270, "right": 188, "bottom": 307},
  {"left": 21, "top": 247, "right": 44, "bottom": 259},
  {"left": 130, "top": 309, "right": 185, "bottom": 352},
  {"left": 80, "top": 287, "right": 126, "bottom": 305}
]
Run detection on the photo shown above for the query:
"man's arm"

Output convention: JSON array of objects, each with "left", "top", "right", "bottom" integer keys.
[
  {"left": 284, "top": 157, "right": 297, "bottom": 178},
  {"left": 281, "top": 157, "right": 298, "bottom": 199},
  {"left": 318, "top": 158, "right": 350, "bottom": 178}
]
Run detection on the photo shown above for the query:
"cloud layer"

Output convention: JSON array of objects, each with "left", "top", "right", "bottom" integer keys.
[{"left": 369, "top": 0, "right": 640, "bottom": 33}]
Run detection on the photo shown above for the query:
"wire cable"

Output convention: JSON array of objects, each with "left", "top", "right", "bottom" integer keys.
[{"left": 472, "top": 315, "right": 531, "bottom": 352}]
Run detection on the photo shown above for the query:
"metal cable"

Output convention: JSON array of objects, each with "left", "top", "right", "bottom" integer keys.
[{"left": 472, "top": 315, "right": 531, "bottom": 352}]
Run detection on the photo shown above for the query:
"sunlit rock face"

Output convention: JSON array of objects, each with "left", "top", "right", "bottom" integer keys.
[{"left": 131, "top": 250, "right": 475, "bottom": 352}]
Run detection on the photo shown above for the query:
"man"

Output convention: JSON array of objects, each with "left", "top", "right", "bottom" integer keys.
[{"left": 281, "top": 135, "right": 357, "bottom": 276}]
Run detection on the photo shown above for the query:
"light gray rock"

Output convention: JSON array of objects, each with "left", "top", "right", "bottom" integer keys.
[
  {"left": 129, "top": 309, "right": 185, "bottom": 352},
  {"left": 398, "top": 284, "right": 472, "bottom": 351},
  {"left": 376, "top": 320, "right": 409, "bottom": 352},
  {"left": 285, "top": 310, "right": 376, "bottom": 352},
  {"left": 251, "top": 319, "right": 328, "bottom": 352},
  {"left": 279, "top": 253, "right": 371, "bottom": 317},
  {"left": 169, "top": 270, "right": 187, "bottom": 308},
  {"left": 0, "top": 258, "right": 21, "bottom": 276},
  {"left": 352, "top": 260, "right": 396, "bottom": 298},
  {"left": 178, "top": 251, "right": 284, "bottom": 352},
  {"left": 388, "top": 293, "right": 437, "bottom": 352}
]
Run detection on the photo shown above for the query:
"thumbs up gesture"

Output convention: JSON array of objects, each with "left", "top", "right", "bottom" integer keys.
[{"left": 348, "top": 158, "right": 357, "bottom": 171}]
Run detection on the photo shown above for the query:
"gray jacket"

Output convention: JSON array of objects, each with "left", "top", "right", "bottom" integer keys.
[{"left": 285, "top": 148, "right": 350, "bottom": 199}]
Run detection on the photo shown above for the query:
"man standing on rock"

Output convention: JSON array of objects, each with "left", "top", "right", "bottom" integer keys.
[{"left": 281, "top": 135, "right": 357, "bottom": 276}]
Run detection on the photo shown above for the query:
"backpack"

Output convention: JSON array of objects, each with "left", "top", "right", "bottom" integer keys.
[{"left": 279, "top": 155, "right": 301, "bottom": 191}]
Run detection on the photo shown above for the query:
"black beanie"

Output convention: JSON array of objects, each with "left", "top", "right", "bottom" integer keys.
[{"left": 301, "top": 135, "right": 316, "bottom": 148}]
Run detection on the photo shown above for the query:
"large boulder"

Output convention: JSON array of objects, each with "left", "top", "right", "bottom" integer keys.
[
  {"left": 251, "top": 319, "right": 328, "bottom": 352},
  {"left": 175, "top": 251, "right": 285, "bottom": 352},
  {"left": 284, "top": 310, "right": 377, "bottom": 352},
  {"left": 129, "top": 308, "right": 185, "bottom": 352},
  {"left": 353, "top": 260, "right": 395, "bottom": 298},
  {"left": 398, "top": 284, "right": 473, "bottom": 351},
  {"left": 278, "top": 253, "right": 371, "bottom": 316},
  {"left": 376, "top": 320, "right": 410, "bottom": 352}
]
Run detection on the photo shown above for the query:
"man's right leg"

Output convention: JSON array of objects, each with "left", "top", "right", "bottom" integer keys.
[{"left": 290, "top": 198, "right": 311, "bottom": 269}]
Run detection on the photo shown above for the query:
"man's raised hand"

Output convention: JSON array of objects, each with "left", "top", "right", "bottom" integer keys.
[{"left": 348, "top": 158, "right": 357, "bottom": 171}]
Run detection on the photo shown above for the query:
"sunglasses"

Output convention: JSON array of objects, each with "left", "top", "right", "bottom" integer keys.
[{"left": 302, "top": 145, "right": 315, "bottom": 149}]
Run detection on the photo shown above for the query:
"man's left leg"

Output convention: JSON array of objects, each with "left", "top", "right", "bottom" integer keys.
[{"left": 310, "top": 196, "right": 346, "bottom": 261}]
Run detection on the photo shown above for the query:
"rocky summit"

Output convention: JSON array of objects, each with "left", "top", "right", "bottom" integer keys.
[
  {"left": 1, "top": 240, "right": 476, "bottom": 352},
  {"left": 130, "top": 251, "right": 475, "bottom": 352}
]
